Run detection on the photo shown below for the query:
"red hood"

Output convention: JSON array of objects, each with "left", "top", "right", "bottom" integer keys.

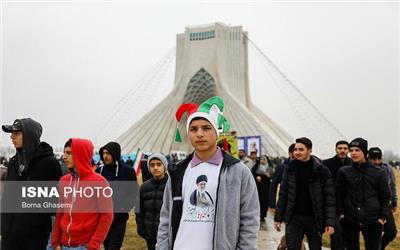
[{"left": 71, "top": 138, "right": 94, "bottom": 177}]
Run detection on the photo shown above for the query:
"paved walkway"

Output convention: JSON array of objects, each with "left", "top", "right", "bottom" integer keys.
[
  {"left": 257, "top": 212, "right": 330, "bottom": 249},
  {"left": 257, "top": 212, "right": 284, "bottom": 249}
]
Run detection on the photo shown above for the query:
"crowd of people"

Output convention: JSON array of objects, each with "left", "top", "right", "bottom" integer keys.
[
  {"left": 0, "top": 95, "right": 398, "bottom": 250},
  {"left": 238, "top": 137, "right": 399, "bottom": 250}
]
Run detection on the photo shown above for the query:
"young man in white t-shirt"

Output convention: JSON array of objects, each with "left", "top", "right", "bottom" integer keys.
[{"left": 156, "top": 96, "right": 260, "bottom": 250}]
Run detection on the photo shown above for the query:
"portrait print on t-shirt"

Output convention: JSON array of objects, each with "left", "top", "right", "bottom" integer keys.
[{"left": 184, "top": 174, "right": 215, "bottom": 222}]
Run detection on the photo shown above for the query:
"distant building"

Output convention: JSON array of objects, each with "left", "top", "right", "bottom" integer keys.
[{"left": 117, "top": 23, "right": 292, "bottom": 156}]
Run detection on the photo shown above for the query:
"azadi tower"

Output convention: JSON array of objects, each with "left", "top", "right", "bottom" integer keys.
[{"left": 117, "top": 23, "right": 293, "bottom": 156}]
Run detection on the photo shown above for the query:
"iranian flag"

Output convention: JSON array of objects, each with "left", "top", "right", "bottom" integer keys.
[{"left": 133, "top": 148, "right": 143, "bottom": 177}]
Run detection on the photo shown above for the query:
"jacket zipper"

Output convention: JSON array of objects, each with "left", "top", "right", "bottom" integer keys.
[
  {"left": 67, "top": 202, "right": 73, "bottom": 246},
  {"left": 66, "top": 176, "right": 78, "bottom": 246},
  {"left": 212, "top": 163, "right": 224, "bottom": 250},
  {"left": 153, "top": 184, "right": 158, "bottom": 234},
  {"left": 66, "top": 178, "right": 74, "bottom": 246}
]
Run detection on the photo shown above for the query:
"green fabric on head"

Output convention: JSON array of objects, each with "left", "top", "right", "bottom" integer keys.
[
  {"left": 197, "top": 96, "right": 224, "bottom": 114},
  {"left": 177, "top": 96, "right": 231, "bottom": 141},
  {"left": 188, "top": 96, "right": 230, "bottom": 134},
  {"left": 175, "top": 127, "right": 182, "bottom": 142}
]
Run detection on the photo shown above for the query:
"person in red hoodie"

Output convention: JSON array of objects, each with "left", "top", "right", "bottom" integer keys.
[{"left": 52, "top": 138, "right": 114, "bottom": 250}]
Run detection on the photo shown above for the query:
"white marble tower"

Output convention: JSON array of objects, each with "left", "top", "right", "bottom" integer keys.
[{"left": 117, "top": 23, "right": 292, "bottom": 156}]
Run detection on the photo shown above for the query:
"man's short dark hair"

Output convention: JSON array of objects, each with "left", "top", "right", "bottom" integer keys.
[
  {"left": 335, "top": 140, "right": 349, "bottom": 148},
  {"left": 239, "top": 149, "right": 246, "bottom": 153},
  {"left": 64, "top": 138, "right": 72, "bottom": 148},
  {"left": 288, "top": 143, "right": 295, "bottom": 153},
  {"left": 295, "top": 137, "right": 312, "bottom": 150}
]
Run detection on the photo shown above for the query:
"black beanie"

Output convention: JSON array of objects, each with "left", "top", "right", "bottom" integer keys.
[
  {"left": 196, "top": 175, "right": 208, "bottom": 184},
  {"left": 349, "top": 137, "right": 368, "bottom": 158},
  {"left": 368, "top": 147, "right": 382, "bottom": 159},
  {"left": 99, "top": 142, "right": 121, "bottom": 164}
]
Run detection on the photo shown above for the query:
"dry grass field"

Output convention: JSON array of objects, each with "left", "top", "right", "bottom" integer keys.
[
  {"left": 379, "top": 169, "right": 400, "bottom": 250},
  {"left": 121, "top": 170, "right": 400, "bottom": 249},
  {"left": 120, "top": 213, "right": 147, "bottom": 250}
]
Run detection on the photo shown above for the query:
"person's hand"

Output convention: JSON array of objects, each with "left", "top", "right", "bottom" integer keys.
[
  {"left": 339, "top": 214, "right": 344, "bottom": 220},
  {"left": 392, "top": 206, "right": 397, "bottom": 213},
  {"left": 274, "top": 221, "right": 282, "bottom": 232},
  {"left": 256, "top": 176, "right": 261, "bottom": 182},
  {"left": 269, "top": 208, "right": 276, "bottom": 214},
  {"left": 54, "top": 246, "right": 61, "bottom": 250},
  {"left": 378, "top": 218, "right": 386, "bottom": 225},
  {"left": 324, "top": 226, "right": 335, "bottom": 236},
  {"left": 265, "top": 172, "right": 270, "bottom": 178}
]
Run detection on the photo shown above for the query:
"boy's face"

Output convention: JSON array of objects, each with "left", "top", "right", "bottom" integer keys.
[
  {"left": 349, "top": 147, "right": 365, "bottom": 163},
  {"left": 188, "top": 119, "right": 217, "bottom": 153},
  {"left": 10, "top": 131, "right": 23, "bottom": 149},
  {"left": 102, "top": 149, "right": 114, "bottom": 165},
  {"left": 63, "top": 146, "right": 75, "bottom": 169},
  {"left": 149, "top": 159, "right": 165, "bottom": 179}
]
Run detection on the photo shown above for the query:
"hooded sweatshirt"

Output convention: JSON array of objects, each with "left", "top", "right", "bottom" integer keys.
[
  {"left": 1, "top": 118, "right": 62, "bottom": 238},
  {"left": 16, "top": 118, "right": 43, "bottom": 172},
  {"left": 4, "top": 118, "right": 59, "bottom": 180},
  {"left": 96, "top": 142, "right": 137, "bottom": 223},
  {"left": 52, "top": 138, "right": 113, "bottom": 250}
]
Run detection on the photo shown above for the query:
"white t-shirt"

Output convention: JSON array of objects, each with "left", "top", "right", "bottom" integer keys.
[{"left": 173, "top": 162, "right": 222, "bottom": 250}]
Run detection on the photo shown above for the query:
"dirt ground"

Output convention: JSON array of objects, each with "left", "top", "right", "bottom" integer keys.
[
  {"left": 120, "top": 213, "right": 147, "bottom": 250},
  {"left": 121, "top": 170, "right": 400, "bottom": 249}
]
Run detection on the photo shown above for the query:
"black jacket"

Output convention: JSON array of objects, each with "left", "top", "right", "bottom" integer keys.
[
  {"left": 322, "top": 155, "right": 352, "bottom": 182},
  {"left": 1, "top": 119, "right": 62, "bottom": 238},
  {"left": 336, "top": 162, "right": 391, "bottom": 226},
  {"left": 274, "top": 156, "right": 336, "bottom": 232},
  {"left": 136, "top": 175, "right": 168, "bottom": 242},
  {"left": 269, "top": 158, "right": 291, "bottom": 208},
  {"left": 96, "top": 142, "right": 137, "bottom": 223}
]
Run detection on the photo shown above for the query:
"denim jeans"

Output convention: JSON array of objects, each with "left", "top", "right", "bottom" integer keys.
[
  {"left": 61, "top": 246, "right": 87, "bottom": 250},
  {"left": 47, "top": 215, "right": 56, "bottom": 250}
]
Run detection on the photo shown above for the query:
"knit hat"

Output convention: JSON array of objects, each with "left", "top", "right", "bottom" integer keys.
[
  {"left": 175, "top": 96, "right": 230, "bottom": 142},
  {"left": 349, "top": 137, "right": 368, "bottom": 158},
  {"left": 368, "top": 147, "right": 382, "bottom": 159},
  {"left": 196, "top": 174, "right": 208, "bottom": 184},
  {"left": 147, "top": 153, "right": 168, "bottom": 171}
]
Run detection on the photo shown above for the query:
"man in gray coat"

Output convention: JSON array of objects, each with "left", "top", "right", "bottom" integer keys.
[{"left": 156, "top": 96, "right": 259, "bottom": 250}]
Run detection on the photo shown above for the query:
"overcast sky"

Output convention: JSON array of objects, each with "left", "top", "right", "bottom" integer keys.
[{"left": 1, "top": 1, "right": 399, "bottom": 156}]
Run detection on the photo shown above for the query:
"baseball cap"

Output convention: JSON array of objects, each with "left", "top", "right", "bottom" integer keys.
[{"left": 2, "top": 120, "right": 23, "bottom": 133}]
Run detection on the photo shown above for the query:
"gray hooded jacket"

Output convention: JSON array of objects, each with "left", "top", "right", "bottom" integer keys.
[{"left": 156, "top": 151, "right": 260, "bottom": 250}]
